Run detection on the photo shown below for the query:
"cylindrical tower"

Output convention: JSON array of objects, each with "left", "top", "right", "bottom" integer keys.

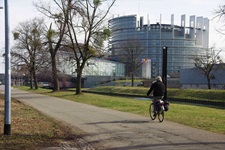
[{"left": 109, "top": 14, "right": 209, "bottom": 78}]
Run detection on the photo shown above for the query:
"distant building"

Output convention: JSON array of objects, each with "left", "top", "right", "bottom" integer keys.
[
  {"left": 109, "top": 14, "right": 209, "bottom": 78},
  {"left": 56, "top": 48, "right": 125, "bottom": 88},
  {"left": 180, "top": 64, "right": 225, "bottom": 89},
  {"left": 57, "top": 49, "right": 125, "bottom": 77},
  {"left": 0, "top": 73, "right": 4, "bottom": 85}
]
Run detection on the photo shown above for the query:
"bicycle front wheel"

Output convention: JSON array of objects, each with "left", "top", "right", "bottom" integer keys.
[
  {"left": 149, "top": 103, "right": 156, "bottom": 120},
  {"left": 158, "top": 110, "right": 164, "bottom": 122}
]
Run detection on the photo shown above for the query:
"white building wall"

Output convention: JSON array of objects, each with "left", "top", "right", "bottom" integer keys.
[{"left": 142, "top": 59, "right": 151, "bottom": 79}]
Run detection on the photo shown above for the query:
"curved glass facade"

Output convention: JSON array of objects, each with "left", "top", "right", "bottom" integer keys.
[{"left": 109, "top": 15, "right": 209, "bottom": 78}]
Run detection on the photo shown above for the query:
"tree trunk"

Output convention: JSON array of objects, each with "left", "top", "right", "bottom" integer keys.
[
  {"left": 76, "top": 72, "right": 82, "bottom": 95},
  {"left": 29, "top": 71, "right": 33, "bottom": 89},
  {"left": 131, "top": 72, "right": 134, "bottom": 87},
  {"left": 52, "top": 56, "right": 59, "bottom": 91},
  {"left": 207, "top": 77, "right": 211, "bottom": 89},
  {"left": 33, "top": 70, "right": 38, "bottom": 89}
]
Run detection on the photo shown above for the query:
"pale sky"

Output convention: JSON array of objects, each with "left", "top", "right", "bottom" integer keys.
[{"left": 0, "top": 0, "right": 224, "bottom": 73}]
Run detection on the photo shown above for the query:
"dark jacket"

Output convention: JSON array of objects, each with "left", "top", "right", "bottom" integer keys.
[{"left": 147, "top": 81, "right": 165, "bottom": 97}]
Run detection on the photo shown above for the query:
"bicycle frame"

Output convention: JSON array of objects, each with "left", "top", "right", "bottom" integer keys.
[{"left": 149, "top": 99, "right": 165, "bottom": 122}]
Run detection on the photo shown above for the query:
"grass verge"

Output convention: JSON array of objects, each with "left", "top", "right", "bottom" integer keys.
[
  {"left": 88, "top": 86, "right": 225, "bottom": 102},
  {"left": 0, "top": 93, "right": 83, "bottom": 150},
  {"left": 16, "top": 86, "right": 225, "bottom": 134}
]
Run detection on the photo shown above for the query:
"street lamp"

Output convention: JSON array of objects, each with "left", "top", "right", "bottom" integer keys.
[
  {"left": 3, "top": 0, "right": 11, "bottom": 135},
  {"left": 162, "top": 46, "right": 167, "bottom": 101}
]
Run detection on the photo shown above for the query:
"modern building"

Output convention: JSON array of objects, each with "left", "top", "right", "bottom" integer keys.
[
  {"left": 108, "top": 14, "right": 209, "bottom": 78},
  {"left": 180, "top": 64, "right": 225, "bottom": 89},
  {"left": 57, "top": 49, "right": 125, "bottom": 87},
  {"left": 58, "top": 49, "right": 125, "bottom": 77},
  {"left": 0, "top": 73, "right": 4, "bottom": 85}
]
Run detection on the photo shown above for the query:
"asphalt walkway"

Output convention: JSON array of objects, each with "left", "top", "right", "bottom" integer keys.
[{"left": 1, "top": 87, "right": 225, "bottom": 150}]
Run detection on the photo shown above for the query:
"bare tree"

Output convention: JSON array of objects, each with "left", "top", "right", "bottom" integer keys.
[
  {"left": 193, "top": 47, "right": 223, "bottom": 89},
  {"left": 12, "top": 18, "right": 48, "bottom": 89},
  {"left": 36, "top": 0, "right": 115, "bottom": 94},
  {"left": 117, "top": 39, "right": 146, "bottom": 86},
  {"left": 35, "top": 0, "right": 115, "bottom": 94},
  {"left": 70, "top": 0, "right": 115, "bottom": 94},
  {"left": 45, "top": 23, "right": 67, "bottom": 91},
  {"left": 34, "top": 1, "right": 69, "bottom": 91},
  {"left": 213, "top": 5, "right": 225, "bottom": 34}
]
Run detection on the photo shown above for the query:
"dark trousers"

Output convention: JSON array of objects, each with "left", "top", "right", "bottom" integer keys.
[{"left": 152, "top": 96, "right": 163, "bottom": 113}]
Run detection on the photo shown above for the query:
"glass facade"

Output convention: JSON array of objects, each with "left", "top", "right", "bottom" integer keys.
[
  {"left": 83, "top": 58, "right": 125, "bottom": 77},
  {"left": 57, "top": 50, "right": 125, "bottom": 77},
  {"left": 109, "top": 15, "right": 209, "bottom": 78}
]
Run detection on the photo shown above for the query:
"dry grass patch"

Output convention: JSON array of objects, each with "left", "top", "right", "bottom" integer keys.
[{"left": 0, "top": 94, "right": 84, "bottom": 150}]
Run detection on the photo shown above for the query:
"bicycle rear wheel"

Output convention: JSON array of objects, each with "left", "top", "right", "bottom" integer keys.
[
  {"left": 149, "top": 103, "right": 156, "bottom": 120},
  {"left": 158, "top": 110, "right": 164, "bottom": 122}
]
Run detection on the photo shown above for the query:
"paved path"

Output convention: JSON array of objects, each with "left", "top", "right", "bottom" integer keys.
[{"left": 1, "top": 87, "right": 225, "bottom": 150}]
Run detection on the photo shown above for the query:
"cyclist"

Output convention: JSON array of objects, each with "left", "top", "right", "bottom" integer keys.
[{"left": 146, "top": 76, "right": 165, "bottom": 117}]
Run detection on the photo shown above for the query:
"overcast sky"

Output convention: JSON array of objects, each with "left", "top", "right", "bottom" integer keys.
[{"left": 0, "top": 0, "right": 224, "bottom": 73}]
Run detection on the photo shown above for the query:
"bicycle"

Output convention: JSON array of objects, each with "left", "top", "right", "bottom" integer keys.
[{"left": 149, "top": 99, "right": 165, "bottom": 122}]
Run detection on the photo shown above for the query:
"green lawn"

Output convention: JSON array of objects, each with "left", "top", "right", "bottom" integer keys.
[
  {"left": 16, "top": 86, "right": 225, "bottom": 134},
  {"left": 88, "top": 86, "right": 225, "bottom": 102}
]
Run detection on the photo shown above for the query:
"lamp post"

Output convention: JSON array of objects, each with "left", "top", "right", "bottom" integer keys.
[
  {"left": 162, "top": 46, "right": 167, "bottom": 101},
  {"left": 4, "top": 0, "right": 11, "bottom": 135}
]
